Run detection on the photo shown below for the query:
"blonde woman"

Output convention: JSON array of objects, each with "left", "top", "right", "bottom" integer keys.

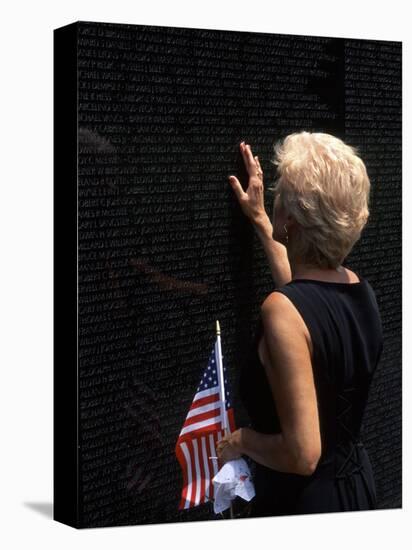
[{"left": 216, "top": 132, "right": 384, "bottom": 516}]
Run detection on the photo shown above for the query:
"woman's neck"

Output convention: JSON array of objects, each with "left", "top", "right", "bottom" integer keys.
[{"left": 291, "top": 262, "right": 343, "bottom": 280}]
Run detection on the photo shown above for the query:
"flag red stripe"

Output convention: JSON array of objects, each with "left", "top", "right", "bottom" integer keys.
[
  {"left": 190, "top": 392, "right": 220, "bottom": 410},
  {"left": 182, "top": 407, "right": 221, "bottom": 430},
  {"left": 189, "top": 439, "right": 197, "bottom": 507},
  {"left": 227, "top": 408, "right": 236, "bottom": 433},
  {"left": 199, "top": 437, "right": 206, "bottom": 505},
  {"left": 175, "top": 442, "right": 189, "bottom": 510},
  {"left": 178, "top": 419, "right": 224, "bottom": 442}
]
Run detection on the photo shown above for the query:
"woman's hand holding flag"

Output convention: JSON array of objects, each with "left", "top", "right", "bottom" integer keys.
[{"left": 216, "top": 429, "right": 243, "bottom": 466}]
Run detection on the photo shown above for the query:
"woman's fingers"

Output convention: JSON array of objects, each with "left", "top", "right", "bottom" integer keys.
[
  {"left": 228, "top": 142, "right": 267, "bottom": 223},
  {"left": 240, "top": 142, "right": 264, "bottom": 182},
  {"left": 244, "top": 144, "right": 257, "bottom": 169},
  {"left": 255, "top": 155, "right": 263, "bottom": 175},
  {"left": 241, "top": 142, "right": 258, "bottom": 176}
]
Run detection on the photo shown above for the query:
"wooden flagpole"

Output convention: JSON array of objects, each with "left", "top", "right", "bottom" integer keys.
[{"left": 216, "top": 320, "right": 234, "bottom": 519}]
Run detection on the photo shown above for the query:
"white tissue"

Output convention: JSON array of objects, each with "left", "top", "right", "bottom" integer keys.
[{"left": 212, "top": 457, "right": 255, "bottom": 514}]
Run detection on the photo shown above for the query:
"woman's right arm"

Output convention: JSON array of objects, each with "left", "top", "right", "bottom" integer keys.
[
  {"left": 253, "top": 212, "right": 292, "bottom": 288},
  {"left": 228, "top": 142, "right": 292, "bottom": 288}
]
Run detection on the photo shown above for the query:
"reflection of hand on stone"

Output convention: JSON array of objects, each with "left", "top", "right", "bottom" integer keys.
[
  {"left": 130, "top": 257, "right": 208, "bottom": 294},
  {"left": 124, "top": 381, "right": 162, "bottom": 496}
]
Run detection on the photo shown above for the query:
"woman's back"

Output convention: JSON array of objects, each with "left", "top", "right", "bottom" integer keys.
[{"left": 239, "top": 273, "right": 384, "bottom": 515}]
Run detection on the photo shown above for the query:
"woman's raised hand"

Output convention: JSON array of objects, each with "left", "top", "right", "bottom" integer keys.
[{"left": 228, "top": 142, "right": 267, "bottom": 224}]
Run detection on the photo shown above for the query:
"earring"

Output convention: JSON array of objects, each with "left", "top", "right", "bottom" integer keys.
[{"left": 284, "top": 224, "right": 289, "bottom": 244}]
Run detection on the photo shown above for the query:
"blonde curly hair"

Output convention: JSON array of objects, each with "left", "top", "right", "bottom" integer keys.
[{"left": 269, "top": 131, "right": 371, "bottom": 270}]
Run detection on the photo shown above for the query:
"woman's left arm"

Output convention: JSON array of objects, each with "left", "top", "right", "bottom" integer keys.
[
  {"left": 226, "top": 426, "right": 311, "bottom": 474},
  {"left": 218, "top": 292, "right": 321, "bottom": 475}
]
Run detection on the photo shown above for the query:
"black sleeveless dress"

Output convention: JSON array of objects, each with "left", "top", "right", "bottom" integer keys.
[{"left": 239, "top": 273, "right": 384, "bottom": 516}]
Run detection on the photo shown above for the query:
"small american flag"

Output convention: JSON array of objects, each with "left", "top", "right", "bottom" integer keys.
[{"left": 175, "top": 337, "right": 236, "bottom": 510}]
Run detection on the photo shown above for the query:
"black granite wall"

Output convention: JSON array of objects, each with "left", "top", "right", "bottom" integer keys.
[{"left": 57, "top": 20, "right": 401, "bottom": 528}]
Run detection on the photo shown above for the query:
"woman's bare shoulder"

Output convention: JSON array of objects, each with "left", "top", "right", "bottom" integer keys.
[{"left": 260, "top": 291, "right": 314, "bottom": 361}]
